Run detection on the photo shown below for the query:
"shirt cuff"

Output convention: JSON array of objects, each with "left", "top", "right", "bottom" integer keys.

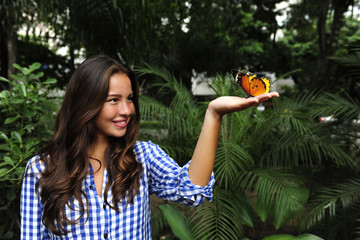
[{"left": 176, "top": 161, "right": 215, "bottom": 205}]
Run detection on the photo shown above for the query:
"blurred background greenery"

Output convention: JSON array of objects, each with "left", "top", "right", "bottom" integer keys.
[{"left": 1, "top": 0, "right": 360, "bottom": 239}]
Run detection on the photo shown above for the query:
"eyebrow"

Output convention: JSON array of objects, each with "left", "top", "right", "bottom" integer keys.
[{"left": 107, "top": 93, "right": 133, "bottom": 97}]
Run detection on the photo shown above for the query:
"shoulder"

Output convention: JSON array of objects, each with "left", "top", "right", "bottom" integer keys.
[
  {"left": 134, "top": 140, "right": 159, "bottom": 153},
  {"left": 23, "top": 155, "right": 46, "bottom": 176},
  {"left": 134, "top": 140, "right": 168, "bottom": 155},
  {"left": 133, "top": 140, "right": 168, "bottom": 163}
]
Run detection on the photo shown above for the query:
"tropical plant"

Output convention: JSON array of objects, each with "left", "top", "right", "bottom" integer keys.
[
  {"left": 0, "top": 62, "right": 60, "bottom": 239},
  {"left": 137, "top": 65, "right": 360, "bottom": 239},
  {"left": 262, "top": 233, "right": 324, "bottom": 240}
]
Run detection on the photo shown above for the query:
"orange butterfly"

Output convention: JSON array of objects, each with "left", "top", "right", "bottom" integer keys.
[{"left": 232, "top": 69, "right": 271, "bottom": 97}]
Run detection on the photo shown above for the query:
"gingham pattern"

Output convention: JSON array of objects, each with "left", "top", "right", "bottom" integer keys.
[{"left": 21, "top": 141, "right": 215, "bottom": 239}]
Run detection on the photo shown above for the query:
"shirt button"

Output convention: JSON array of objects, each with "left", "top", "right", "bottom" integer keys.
[
  {"left": 89, "top": 185, "right": 93, "bottom": 190},
  {"left": 103, "top": 204, "right": 106, "bottom": 210},
  {"left": 104, "top": 233, "right": 108, "bottom": 239}
]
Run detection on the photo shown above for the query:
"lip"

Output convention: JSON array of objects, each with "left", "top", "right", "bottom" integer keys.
[{"left": 112, "top": 119, "right": 128, "bottom": 128}]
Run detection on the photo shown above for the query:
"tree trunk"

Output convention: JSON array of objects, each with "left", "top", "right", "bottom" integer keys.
[
  {"left": 317, "top": 1, "right": 329, "bottom": 63},
  {"left": 0, "top": 30, "right": 9, "bottom": 81},
  {"left": 7, "top": 26, "right": 17, "bottom": 81},
  {"left": 329, "top": 0, "right": 353, "bottom": 56}
]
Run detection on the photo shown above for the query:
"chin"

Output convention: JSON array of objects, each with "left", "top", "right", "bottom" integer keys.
[{"left": 111, "top": 131, "right": 127, "bottom": 138}]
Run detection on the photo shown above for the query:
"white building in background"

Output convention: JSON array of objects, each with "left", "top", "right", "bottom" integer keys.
[
  {"left": 191, "top": 70, "right": 295, "bottom": 97},
  {"left": 191, "top": 70, "right": 216, "bottom": 97}
]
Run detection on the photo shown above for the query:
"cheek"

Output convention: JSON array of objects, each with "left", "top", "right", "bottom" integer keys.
[
  {"left": 97, "top": 106, "right": 117, "bottom": 121},
  {"left": 130, "top": 103, "right": 135, "bottom": 115}
]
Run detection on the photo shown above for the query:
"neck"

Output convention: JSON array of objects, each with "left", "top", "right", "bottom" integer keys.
[{"left": 88, "top": 136, "right": 109, "bottom": 163}]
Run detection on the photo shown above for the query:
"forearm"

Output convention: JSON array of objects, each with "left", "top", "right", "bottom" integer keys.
[
  {"left": 187, "top": 93, "right": 279, "bottom": 186},
  {"left": 188, "top": 107, "right": 222, "bottom": 186}
]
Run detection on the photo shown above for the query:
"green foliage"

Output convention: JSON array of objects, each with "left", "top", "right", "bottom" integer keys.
[
  {"left": 158, "top": 204, "right": 193, "bottom": 240},
  {"left": 140, "top": 65, "right": 360, "bottom": 239},
  {"left": 137, "top": 64, "right": 204, "bottom": 164},
  {"left": 262, "top": 233, "right": 324, "bottom": 240},
  {"left": 190, "top": 188, "right": 247, "bottom": 240},
  {"left": 0, "top": 62, "right": 60, "bottom": 239}
]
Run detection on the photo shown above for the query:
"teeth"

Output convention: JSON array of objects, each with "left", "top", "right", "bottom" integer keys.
[{"left": 115, "top": 121, "right": 126, "bottom": 124}]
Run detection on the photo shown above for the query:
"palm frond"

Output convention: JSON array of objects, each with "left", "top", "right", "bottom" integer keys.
[
  {"left": 190, "top": 188, "right": 245, "bottom": 240},
  {"left": 329, "top": 52, "right": 360, "bottom": 81},
  {"left": 154, "top": 142, "right": 193, "bottom": 166},
  {"left": 264, "top": 129, "right": 355, "bottom": 168},
  {"left": 137, "top": 64, "right": 203, "bottom": 141},
  {"left": 273, "top": 92, "right": 320, "bottom": 135},
  {"left": 151, "top": 208, "right": 169, "bottom": 239},
  {"left": 310, "top": 91, "right": 360, "bottom": 120},
  {"left": 214, "top": 140, "right": 254, "bottom": 189},
  {"left": 207, "top": 73, "right": 242, "bottom": 97},
  {"left": 239, "top": 168, "right": 307, "bottom": 224},
  {"left": 302, "top": 178, "right": 360, "bottom": 229},
  {"left": 140, "top": 95, "right": 168, "bottom": 120},
  {"left": 136, "top": 63, "right": 197, "bottom": 110}
]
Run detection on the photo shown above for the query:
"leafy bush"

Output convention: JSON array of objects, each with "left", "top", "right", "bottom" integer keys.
[{"left": 0, "top": 63, "right": 60, "bottom": 239}]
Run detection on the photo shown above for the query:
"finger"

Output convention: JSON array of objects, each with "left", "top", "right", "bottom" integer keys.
[
  {"left": 270, "top": 92, "right": 280, "bottom": 97},
  {"left": 255, "top": 93, "right": 271, "bottom": 102},
  {"left": 255, "top": 92, "right": 279, "bottom": 102}
]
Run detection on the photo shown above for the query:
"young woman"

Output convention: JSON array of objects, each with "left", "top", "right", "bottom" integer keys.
[{"left": 20, "top": 55, "right": 279, "bottom": 239}]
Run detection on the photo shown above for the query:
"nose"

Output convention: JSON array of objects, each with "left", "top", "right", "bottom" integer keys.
[{"left": 118, "top": 101, "right": 133, "bottom": 116}]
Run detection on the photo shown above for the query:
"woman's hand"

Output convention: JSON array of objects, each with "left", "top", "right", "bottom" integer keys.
[{"left": 207, "top": 92, "right": 280, "bottom": 121}]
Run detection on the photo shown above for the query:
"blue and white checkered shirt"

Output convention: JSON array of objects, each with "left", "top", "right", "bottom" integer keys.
[{"left": 21, "top": 141, "right": 215, "bottom": 239}]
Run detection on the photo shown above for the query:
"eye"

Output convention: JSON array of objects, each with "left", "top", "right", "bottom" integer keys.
[
  {"left": 127, "top": 95, "right": 134, "bottom": 102},
  {"left": 107, "top": 98, "right": 119, "bottom": 103}
]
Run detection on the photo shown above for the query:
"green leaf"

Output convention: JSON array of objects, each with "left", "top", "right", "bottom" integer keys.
[
  {"left": 13, "top": 63, "right": 28, "bottom": 74},
  {"left": 158, "top": 204, "right": 193, "bottom": 240},
  {"left": 29, "top": 72, "right": 44, "bottom": 80},
  {"left": 272, "top": 187, "right": 310, "bottom": 229},
  {"left": 0, "top": 144, "right": 10, "bottom": 151},
  {"left": 29, "top": 62, "right": 41, "bottom": 73},
  {"left": 235, "top": 191, "right": 255, "bottom": 227},
  {"left": 18, "top": 83, "right": 27, "bottom": 97},
  {"left": 262, "top": 234, "right": 296, "bottom": 240},
  {"left": 11, "top": 145, "right": 21, "bottom": 157},
  {"left": 42, "top": 78, "right": 57, "bottom": 85},
  {"left": 296, "top": 234, "right": 324, "bottom": 240},
  {"left": 25, "top": 140, "right": 39, "bottom": 152},
  {"left": 3, "top": 157, "right": 14, "bottom": 166},
  {"left": 0, "top": 90, "right": 10, "bottom": 100},
  {"left": 4, "top": 116, "right": 19, "bottom": 124},
  {"left": 0, "top": 76, "right": 10, "bottom": 83},
  {"left": 0, "top": 168, "right": 8, "bottom": 175},
  {"left": 10, "top": 74, "right": 23, "bottom": 81},
  {"left": 11, "top": 98, "right": 25, "bottom": 104},
  {"left": 256, "top": 196, "right": 271, "bottom": 222},
  {"left": 0, "top": 133, "right": 9, "bottom": 141},
  {"left": 11, "top": 131, "right": 22, "bottom": 143}
]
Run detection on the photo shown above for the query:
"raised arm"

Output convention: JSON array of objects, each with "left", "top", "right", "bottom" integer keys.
[{"left": 188, "top": 92, "right": 279, "bottom": 186}]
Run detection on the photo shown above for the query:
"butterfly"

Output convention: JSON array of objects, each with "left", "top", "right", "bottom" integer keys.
[{"left": 232, "top": 69, "right": 272, "bottom": 97}]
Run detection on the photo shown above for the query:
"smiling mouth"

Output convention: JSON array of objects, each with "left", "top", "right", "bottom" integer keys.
[{"left": 113, "top": 120, "right": 127, "bottom": 127}]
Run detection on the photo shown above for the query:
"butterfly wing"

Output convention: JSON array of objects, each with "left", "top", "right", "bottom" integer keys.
[
  {"left": 232, "top": 69, "right": 271, "bottom": 97},
  {"left": 232, "top": 69, "right": 253, "bottom": 96},
  {"left": 240, "top": 74, "right": 254, "bottom": 96},
  {"left": 249, "top": 77, "right": 271, "bottom": 96}
]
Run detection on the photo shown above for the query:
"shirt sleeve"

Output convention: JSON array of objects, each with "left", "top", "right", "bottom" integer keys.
[
  {"left": 20, "top": 156, "right": 48, "bottom": 240},
  {"left": 142, "top": 141, "right": 215, "bottom": 206}
]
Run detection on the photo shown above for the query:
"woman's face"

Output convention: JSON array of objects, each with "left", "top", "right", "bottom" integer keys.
[{"left": 95, "top": 72, "right": 135, "bottom": 142}]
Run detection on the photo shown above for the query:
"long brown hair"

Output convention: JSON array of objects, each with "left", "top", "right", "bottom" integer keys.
[{"left": 36, "top": 55, "right": 142, "bottom": 235}]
